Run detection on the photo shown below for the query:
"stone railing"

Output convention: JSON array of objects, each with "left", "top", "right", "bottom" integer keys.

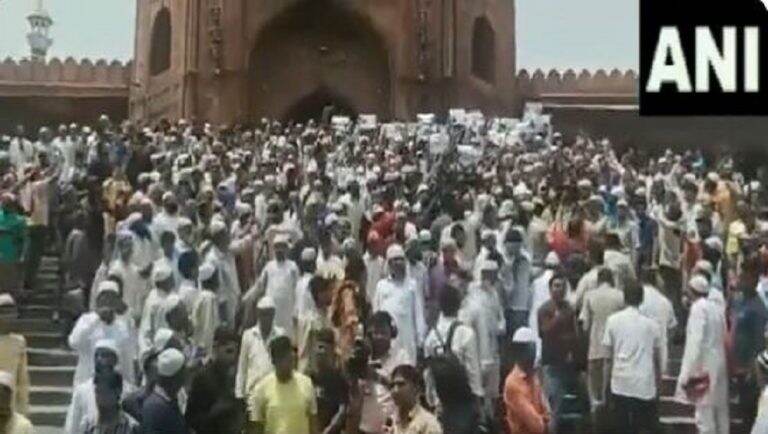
[
  {"left": 516, "top": 68, "right": 638, "bottom": 100},
  {"left": 0, "top": 57, "right": 131, "bottom": 86}
]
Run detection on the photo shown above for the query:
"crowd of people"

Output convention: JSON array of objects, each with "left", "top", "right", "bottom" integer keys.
[{"left": 0, "top": 109, "right": 767, "bottom": 434}]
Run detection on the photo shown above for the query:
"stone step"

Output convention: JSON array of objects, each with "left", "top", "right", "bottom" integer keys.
[
  {"left": 30, "top": 366, "right": 74, "bottom": 387},
  {"left": 29, "top": 404, "right": 68, "bottom": 427},
  {"left": 24, "top": 292, "right": 61, "bottom": 307},
  {"left": 1, "top": 318, "right": 60, "bottom": 333},
  {"left": 30, "top": 386, "right": 73, "bottom": 406},
  {"left": 660, "top": 416, "right": 749, "bottom": 434},
  {"left": 18, "top": 305, "right": 56, "bottom": 320},
  {"left": 658, "top": 396, "right": 694, "bottom": 418},
  {"left": 25, "top": 332, "right": 65, "bottom": 349},
  {"left": 28, "top": 348, "right": 77, "bottom": 367}
]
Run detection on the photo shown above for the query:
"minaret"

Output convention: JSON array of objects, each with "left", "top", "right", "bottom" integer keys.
[{"left": 27, "top": 0, "right": 53, "bottom": 62}]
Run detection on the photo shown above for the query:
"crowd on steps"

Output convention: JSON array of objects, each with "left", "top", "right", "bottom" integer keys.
[{"left": 1, "top": 110, "right": 768, "bottom": 434}]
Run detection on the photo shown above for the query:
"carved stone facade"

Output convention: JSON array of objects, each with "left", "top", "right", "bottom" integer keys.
[{"left": 130, "top": 0, "right": 517, "bottom": 123}]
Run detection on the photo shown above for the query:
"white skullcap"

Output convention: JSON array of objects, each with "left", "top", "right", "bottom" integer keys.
[
  {"left": 577, "top": 179, "right": 593, "bottom": 188},
  {"left": 694, "top": 260, "right": 714, "bottom": 276},
  {"left": 324, "top": 213, "right": 339, "bottom": 227},
  {"left": 707, "top": 172, "right": 720, "bottom": 183},
  {"left": 0, "top": 370, "right": 14, "bottom": 390},
  {"left": 440, "top": 237, "right": 458, "bottom": 250},
  {"left": 481, "top": 229, "right": 495, "bottom": 240},
  {"left": 156, "top": 348, "right": 186, "bottom": 377},
  {"left": 617, "top": 198, "right": 629, "bottom": 208},
  {"left": 178, "top": 217, "right": 193, "bottom": 228},
  {"left": 386, "top": 244, "right": 406, "bottom": 260},
  {"left": 0, "top": 293, "right": 15, "bottom": 308},
  {"left": 94, "top": 339, "right": 119, "bottom": 357},
  {"left": 153, "top": 263, "right": 173, "bottom": 283},
  {"left": 273, "top": 234, "right": 290, "bottom": 246},
  {"left": 688, "top": 275, "right": 710, "bottom": 295},
  {"left": 417, "top": 184, "right": 429, "bottom": 194},
  {"left": 480, "top": 260, "right": 499, "bottom": 272},
  {"left": 545, "top": 251, "right": 561, "bottom": 267},
  {"left": 705, "top": 236, "right": 724, "bottom": 253},
  {"left": 153, "top": 328, "right": 175, "bottom": 352},
  {"left": 512, "top": 327, "right": 536, "bottom": 344},
  {"left": 199, "top": 262, "right": 216, "bottom": 282},
  {"left": 257, "top": 296, "right": 276, "bottom": 310},
  {"left": 513, "top": 184, "right": 530, "bottom": 197},
  {"left": 209, "top": 220, "right": 227, "bottom": 235},
  {"left": 418, "top": 230, "right": 432, "bottom": 242},
  {"left": 236, "top": 203, "right": 253, "bottom": 216},
  {"left": 96, "top": 281, "right": 120, "bottom": 296},
  {"left": 301, "top": 247, "right": 317, "bottom": 262}
]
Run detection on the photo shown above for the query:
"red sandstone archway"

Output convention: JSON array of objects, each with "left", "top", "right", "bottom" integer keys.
[{"left": 248, "top": 0, "right": 391, "bottom": 122}]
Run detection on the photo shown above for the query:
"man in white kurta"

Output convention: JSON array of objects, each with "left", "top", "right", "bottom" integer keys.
[
  {"left": 138, "top": 264, "right": 176, "bottom": 361},
  {"left": 529, "top": 252, "right": 560, "bottom": 365},
  {"left": 676, "top": 275, "right": 729, "bottom": 434},
  {"left": 254, "top": 235, "right": 299, "bottom": 336},
  {"left": 459, "top": 260, "right": 505, "bottom": 409},
  {"left": 109, "top": 232, "right": 149, "bottom": 324},
  {"left": 235, "top": 296, "right": 285, "bottom": 402},
  {"left": 68, "top": 283, "right": 133, "bottom": 387},
  {"left": 639, "top": 274, "right": 677, "bottom": 375},
  {"left": 204, "top": 220, "right": 248, "bottom": 326},
  {"left": 64, "top": 339, "right": 134, "bottom": 434},
  {"left": 373, "top": 244, "right": 426, "bottom": 365},
  {"left": 178, "top": 258, "right": 220, "bottom": 355}
]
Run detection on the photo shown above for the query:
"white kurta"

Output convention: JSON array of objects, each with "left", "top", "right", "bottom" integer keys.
[
  {"left": 67, "top": 312, "right": 134, "bottom": 387},
  {"left": 257, "top": 259, "right": 299, "bottom": 336},
  {"left": 179, "top": 279, "right": 220, "bottom": 355},
  {"left": 459, "top": 281, "right": 506, "bottom": 399},
  {"left": 294, "top": 273, "right": 315, "bottom": 320},
  {"left": 372, "top": 277, "right": 426, "bottom": 364},
  {"left": 109, "top": 259, "right": 149, "bottom": 323},
  {"left": 676, "top": 297, "right": 729, "bottom": 434},
  {"left": 204, "top": 245, "right": 242, "bottom": 326},
  {"left": 64, "top": 378, "right": 134, "bottom": 434},
  {"left": 235, "top": 325, "right": 284, "bottom": 399},
  {"left": 639, "top": 284, "right": 677, "bottom": 374},
  {"left": 137, "top": 288, "right": 172, "bottom": 360},
  {"left": 529, "top": 269, "right": 553, "bottom": 364}
]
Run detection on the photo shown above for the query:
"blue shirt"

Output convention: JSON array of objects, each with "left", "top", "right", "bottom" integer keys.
[
  {"left": 733, "top": 293, "right": 768, "bottom": 368},
  {"left": 142, "top": 390, "right": 189, "bottom": 434}
]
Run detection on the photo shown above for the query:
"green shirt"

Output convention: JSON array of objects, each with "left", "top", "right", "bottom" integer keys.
[{"left": 0, "top": 209, "right": 26, "bottom": 263}]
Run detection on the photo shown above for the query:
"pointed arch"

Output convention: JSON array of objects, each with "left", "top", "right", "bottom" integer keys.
[
  {"left": 149, "top": 7, "right": 172, "bottom": 76},
  {"left": 471, "top": 16, "right": 496, "bottom": 84}
]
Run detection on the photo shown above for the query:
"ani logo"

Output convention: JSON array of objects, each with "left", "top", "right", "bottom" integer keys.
[{"left": 640, "top": 0, "right": 768, "bottom": 115}]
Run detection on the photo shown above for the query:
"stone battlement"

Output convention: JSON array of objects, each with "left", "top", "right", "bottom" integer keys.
[
  {"left": 517, "top": 68, "right": 637, "bottom": 96},
  {"left": 0, "top": 57, "right": 131, "bottom": 88}
]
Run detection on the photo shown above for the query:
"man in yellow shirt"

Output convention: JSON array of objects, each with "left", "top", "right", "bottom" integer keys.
[
  {"left": 248, "top": 335, "right": 318, "bottom": 434},
  {"left": 0, "top": 370, "right": 33, "bottom": 434},
  {"left": 0, "top": 315, "right": 29, "bottom": 415}
]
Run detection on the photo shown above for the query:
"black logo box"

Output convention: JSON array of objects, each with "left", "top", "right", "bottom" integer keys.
[{"left": 640, "top": 0, "right": 768, "bottom": 115}]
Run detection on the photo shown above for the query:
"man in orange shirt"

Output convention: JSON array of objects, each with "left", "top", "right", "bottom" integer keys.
[{"left": 503, "top": 327, "right": 549, "bottom": 434}]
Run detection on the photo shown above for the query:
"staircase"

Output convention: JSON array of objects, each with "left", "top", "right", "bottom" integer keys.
[
  {"left": 7, "top": 252, "right": 75, "bottom": 432},
  {"left": 658, "top": 345, "right": 749, "bottom": 433}
]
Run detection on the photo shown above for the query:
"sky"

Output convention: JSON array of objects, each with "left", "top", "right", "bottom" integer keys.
[{"left": 0, "top": 0, "right": 638, "bottom": 70}]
